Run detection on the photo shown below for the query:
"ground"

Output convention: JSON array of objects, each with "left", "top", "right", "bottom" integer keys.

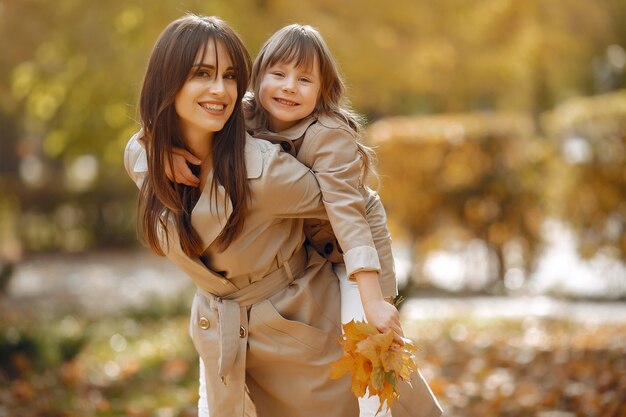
[{"left": 1, "top": 249, "right": 625, "bottom": 417}]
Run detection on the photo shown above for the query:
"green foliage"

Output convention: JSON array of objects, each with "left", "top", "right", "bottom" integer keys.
[
  {"left": 0, "top": 305, "right": 198, "bottom": 417},
  {"left": 0, "top": 317, "right": 90, "bottom": 374}
]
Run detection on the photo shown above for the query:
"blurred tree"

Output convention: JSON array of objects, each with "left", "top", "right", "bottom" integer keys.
[
  {"left": 368, "top": 113, "right": 548, "bottom": 291},
  {"left": 542, "top": 89, "right": 626, "bottom": 262},
  {"left": 0, "top": 0, "right": 625, "bottom": 254}
]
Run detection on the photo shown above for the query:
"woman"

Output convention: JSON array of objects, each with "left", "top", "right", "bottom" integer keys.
[{"left": 124, "top": 14, "right": 358, "bottom": 417}]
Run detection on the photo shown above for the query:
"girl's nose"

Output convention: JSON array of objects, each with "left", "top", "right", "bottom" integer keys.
[{"left": 282, "top": 78, "right": 296, "bottom": 93}]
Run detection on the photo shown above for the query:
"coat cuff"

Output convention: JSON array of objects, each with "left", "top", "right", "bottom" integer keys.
[
  {"left": 379, "top": 277, "right": 398, "bottom": 299},
  {"left": 344, "top": 246, "right": 381, "bottom": 279}
]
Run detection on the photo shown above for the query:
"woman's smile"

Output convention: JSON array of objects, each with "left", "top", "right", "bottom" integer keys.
[{"left": 199, "top": 100, "right": 228, "bottom": 113}]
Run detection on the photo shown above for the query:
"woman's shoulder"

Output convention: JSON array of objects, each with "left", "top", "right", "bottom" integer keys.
[
  {"left": 246, "top": 133, "right": 279, "bottom": 154},
  {"left": 244, "top": 133, "right": 284, "bottom": 179}
]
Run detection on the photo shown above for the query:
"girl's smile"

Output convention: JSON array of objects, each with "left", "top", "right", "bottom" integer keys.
[{"left": 273, "top": 97, "right": 299, "bottom": 106}]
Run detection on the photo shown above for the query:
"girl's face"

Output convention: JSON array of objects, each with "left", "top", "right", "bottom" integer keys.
[
  {"left": 258, "top": 59, "right": 321, "bottom": 132},
  {"left": 175, "top": 39, "right": 238, "bottom": 143}
]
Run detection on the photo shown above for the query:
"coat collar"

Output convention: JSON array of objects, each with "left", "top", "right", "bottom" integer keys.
[
  {"left": 247, "top": 113, "right": 318, "bottom": 142},
  {"left": 132, "top": 135, "right": 261, "bottom": 179},
  {"left": 132, "top": 133, "right": 264, "bottom": 256}
]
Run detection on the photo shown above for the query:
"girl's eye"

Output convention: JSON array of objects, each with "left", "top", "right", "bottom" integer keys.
[
  {"left": 272, "top": 71, "right": 285, "bottom": 77},
  {"left": 299, "top": 77, "right": 311, "bottom": 83}
]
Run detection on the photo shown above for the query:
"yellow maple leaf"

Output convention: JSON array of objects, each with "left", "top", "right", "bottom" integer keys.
[
  {"left": 380, "top": 347, "right": 403, "bottom": 373},
  {"left": 330, "top": 320, "right": 420, "bottom": 415},
  {"left": 357, "top": 330, "right": 394, "bottom": 368},
  {"left": 354, "top": 352, "right": 372, "bottom": 383},
  {"left": 329, "top": 352, "right": 354, "bottom": 380},
  {"left": 377, "top": 378, "right": 396, "bottom": 413}
]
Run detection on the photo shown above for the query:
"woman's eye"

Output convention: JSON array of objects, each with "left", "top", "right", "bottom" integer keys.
[
  {"left": 195, "top": 70, "right": 211, "bottom": 77},
  {"left": 224, "top": 72, "right": 237, "bottom": 80}
]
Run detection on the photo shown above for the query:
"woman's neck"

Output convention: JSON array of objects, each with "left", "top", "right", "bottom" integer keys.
[
  {"left": 183, "top": 130, "right": 214, "bottom": 189},
  {"left": 185, "top": 131, "right": 214, "bottom": 162}
]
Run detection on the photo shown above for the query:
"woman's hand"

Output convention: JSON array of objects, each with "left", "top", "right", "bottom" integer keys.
[
  {"left": 167, "top": 148, "right": 202, "bottom": 186},
  {"left": 354, "top": 270, "right": 405, "bottom": 345}
]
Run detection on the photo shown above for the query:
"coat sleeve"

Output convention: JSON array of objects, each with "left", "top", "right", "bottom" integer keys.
[
  {"left": 299, "top": 122, "right": 380, "bottom": 279},
  {"left": 259, "top": 144, "right": 329, "bottom": 221},
  {"left": 123, "top": 132, "right": 148, "bottom": 188},
  {"left": 364, "top": 190, "right": 398, "bottom": 298}
]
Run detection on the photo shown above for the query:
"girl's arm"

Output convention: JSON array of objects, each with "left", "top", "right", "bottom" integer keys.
[
  {"left": 167, "top": 148, "right": 201, "bottom": 186},
  {"left": 156, "top": 147, "right": 201, "bottom": 186},
  {"left": 258, "top": 142, "right": 328, "bottom": 221},
  {"left": 299, "top": 119, "right": 402, "bottom": 342},
  {"left": 364, "top": 190, "right": 398, "bottom": 299},
  {"left": 299, "top": 121, "right": 380, "bottom": 278}
]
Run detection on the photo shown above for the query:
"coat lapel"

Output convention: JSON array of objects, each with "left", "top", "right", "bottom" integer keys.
[
  {"left": 190, "top": 136, "right": 262, "bottom": 253},
  {"left": 191, "top": 180, "right": 232, "bottom": 252}
]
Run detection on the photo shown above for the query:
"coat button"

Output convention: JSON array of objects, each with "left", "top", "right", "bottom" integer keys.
[
  {"left": 239, "top": 326, "right": 247, "bottom": 338},
  {"left": 324, "top": 243, "right": 334, "bottom": 254},
  {"left": 199, "top": 317, "right": 210, "bottom": 330},
  {"left": 280, "top": 141, "right": 292, "bottom": 152}
]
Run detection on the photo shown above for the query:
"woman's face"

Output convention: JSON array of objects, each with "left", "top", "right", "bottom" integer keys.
[{"left": 175, "top": 39, "right": 238, "bottom": 142}]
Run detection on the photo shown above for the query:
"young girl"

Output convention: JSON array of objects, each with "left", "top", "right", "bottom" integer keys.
[
  {"left": 125, "top": 15, "right": 362, "bottom": 417},
  {"left": 171, "top": 24, "right": 442, "bottom": 417}
]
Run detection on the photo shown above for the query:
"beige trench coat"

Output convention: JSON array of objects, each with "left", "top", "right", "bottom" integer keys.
[
  {"left": 246, "top": 112, "right": 443, "bottom": 417},
  {"left": 125, "top": 133, "right": 359, "bottom": 417},
  {"left": 248, "top": 112, "right": 398, "bottom": 298}
]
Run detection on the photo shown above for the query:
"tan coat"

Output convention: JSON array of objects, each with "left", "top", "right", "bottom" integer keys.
[
  {"left": 125, "top": 133, "right": 359, "bottom": 417},
  {"left": 248, "top": 113, "right": 398, "bottom": 298},
  {"left": 246, "top": 113, "right": 443, "bottom": 417}
]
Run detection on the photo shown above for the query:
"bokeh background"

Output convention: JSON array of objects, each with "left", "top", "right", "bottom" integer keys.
[{"left": 1, "top": 0, "right": 625, "bottom": 416}]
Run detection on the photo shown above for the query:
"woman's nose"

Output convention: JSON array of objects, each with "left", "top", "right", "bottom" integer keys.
[{"left": 210, "top": 77, "right": 225, "bottom": 95}]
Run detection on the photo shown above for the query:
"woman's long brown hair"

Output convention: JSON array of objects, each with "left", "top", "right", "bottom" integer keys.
[{"left": 137, "top": 14, "right": 251, "bottom": 257}]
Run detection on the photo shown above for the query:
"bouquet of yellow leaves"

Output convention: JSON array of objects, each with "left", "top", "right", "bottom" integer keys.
[{"left": 329, "top": 318, "right": 418, "bottom": 414}]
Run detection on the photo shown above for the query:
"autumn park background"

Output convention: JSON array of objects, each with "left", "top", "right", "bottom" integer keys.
[{"left": 1, "top": 0, "right": 625, "bottom": 416}]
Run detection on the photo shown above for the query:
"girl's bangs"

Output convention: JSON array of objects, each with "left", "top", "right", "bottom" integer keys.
[{"left": 267, "top": 35, "right": 317, "bottom": 71}]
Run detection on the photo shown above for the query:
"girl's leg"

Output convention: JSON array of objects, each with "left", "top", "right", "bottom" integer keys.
[
  {"left": 334, "top": 263, "right": 392, "bottom": 417},
  {"left": 198, "top": 357, "right": 210, "bottom": 417}
]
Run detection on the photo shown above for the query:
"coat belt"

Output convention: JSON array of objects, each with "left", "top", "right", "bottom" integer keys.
[{"left": 197, "top": 245, "right": 308, "bottom": 380}]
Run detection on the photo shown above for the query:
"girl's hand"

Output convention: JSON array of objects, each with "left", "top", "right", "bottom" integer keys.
[
  {"left": 354, "top": 270, "right": 405, "bottom": 345},
  {"left": 362, "top": 298, "right": 405, "bottom": 345},
  {"left": 167, "top": 148, "right": 201, "bottom": 186}
]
